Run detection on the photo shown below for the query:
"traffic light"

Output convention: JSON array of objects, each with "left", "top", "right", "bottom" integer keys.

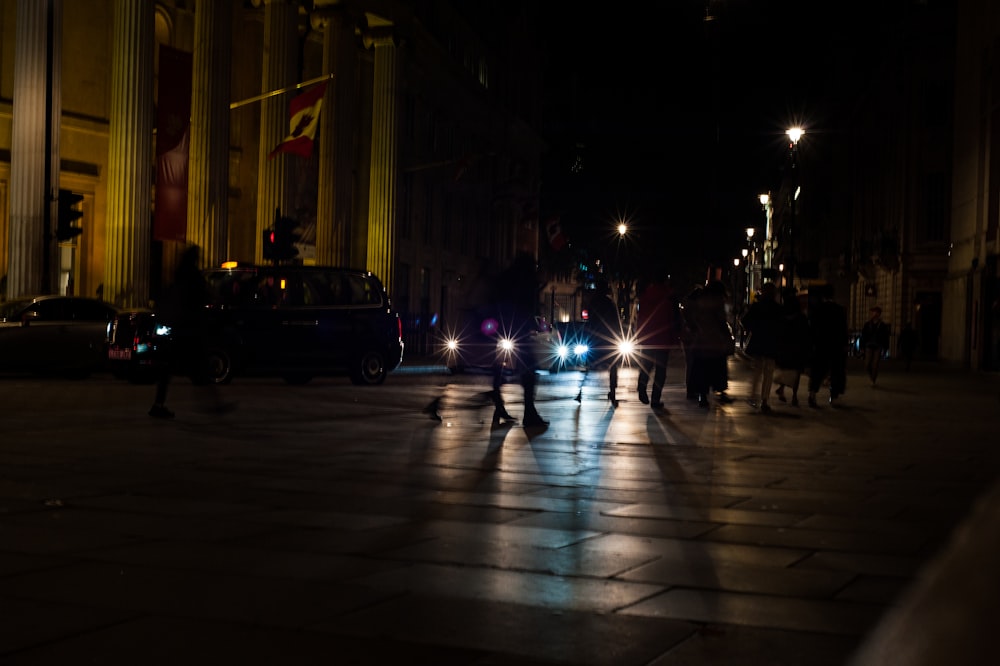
[
  {"left": 272, "top": 216, "right": 300, "bottom": 262},
  {"left": 262, "top": 228, "right": 277, "bottom": 261},
  {"left": 57, "top": 189, "right": 84, "bottom": 241},
  {"left": 261, "top": 217, "right": 300, "bottom": 263}
]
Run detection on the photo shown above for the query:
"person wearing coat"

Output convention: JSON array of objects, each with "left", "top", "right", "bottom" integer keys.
[
  {"left": 773, "top": 287, "right": 811, "bottom": 407},
  {"left": 741, "top": 282, "right": 783, "bottom": 413},
  {"left": 683, "top": 280, "right": 732, "bottom": 409}
]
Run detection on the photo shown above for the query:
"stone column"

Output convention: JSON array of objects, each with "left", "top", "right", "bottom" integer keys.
[
  {"left": 363, "top": 29, "right": 400, "bottom": 293},
  {"left": 187, "top": 0, "right": 233, "bottom": 268},
  {"left": 7, "top": 0, "right": 60, "bottom": 298},
  {"left": 103, "top": 0, "right": 154, "bottom": 308},
  {"left": 255, "top": 0, "right": 297, "bottom": 264},
  {"left": 313, "top": 9, "right": 358, "bottom": 267}
]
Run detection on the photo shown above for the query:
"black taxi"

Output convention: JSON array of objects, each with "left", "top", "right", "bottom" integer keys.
[{"left": 107, "top": 263, "right": 403, "bottom": 385}]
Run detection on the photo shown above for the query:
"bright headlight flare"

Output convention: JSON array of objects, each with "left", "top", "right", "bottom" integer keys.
[
  {"left": 498, "top": 338, "right": 515, "bottom": 352},
  {"left": 557, "top": 344, "right": 570, "bottom": 360},
  {"left": 573, "top": 343, "right": 589, "bottom": 358},
  {"left": 616, "top": 338, "right": 636, "bottom": 358},
  {"left": 445, "top": 338, "right": 459, "bottom": 351},
  {"left": 155, "top": 324, "right": 172, "bottom": 337}
]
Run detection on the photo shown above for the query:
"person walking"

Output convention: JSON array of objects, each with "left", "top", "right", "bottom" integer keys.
[
  {"left": 741, "top": 282, "right": 783, "bottom": 413},
  {"left": 576, "top": 278, "right": 624, "bottom": 407},
  {"left": 634, "top": 267, "right": 680, "bottom": 409},
  {"left": 861, "top": 305, "right": 891, "bottom": 386},
  {"left": 773, "top": 286, "right": 811, "bottom": 407},
  {"left": 807, "top": 284, "right": 849, "bottom": 407},
  {"left": 490, "top": 252, "right": 548, "bottom": 427},
  {"left": 898, "top": 321, "right": 917, "bottom": 371},
  {"left": 684, "top": 280, "right": 732, "bottom": 409},
  {"left": 149, "top": 244, "right": 233, "bottom": 419}
]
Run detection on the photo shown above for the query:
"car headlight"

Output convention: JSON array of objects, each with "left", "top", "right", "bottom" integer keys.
[
  {"left": 155, "top": 324, "right": 173, "bottom": 337},
  {"left": 573, "top": 343, "right": 589, "bottom": 358},
  {"left": 617, "top": 338, "right": 636, "bottom": 357}
]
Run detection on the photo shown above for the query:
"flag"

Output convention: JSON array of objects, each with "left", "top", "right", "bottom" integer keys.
[
  {"left": 546, "top": 215, "right": 568, "bottom": 252},
  {"left": 268, "top": 82, "right": 327, "bottom": 160}
]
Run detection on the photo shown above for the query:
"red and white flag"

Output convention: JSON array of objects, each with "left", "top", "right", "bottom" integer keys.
[
  {"left": 268, "top": 82, "right": 327, "bottom": 160},
  {"left": 546, "top": 215, "right": 568, "bottom": 251}
]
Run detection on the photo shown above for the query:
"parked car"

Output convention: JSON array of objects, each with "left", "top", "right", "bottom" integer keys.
[
  {"left": 106, "top": 263, "right": 404, "bottom": 386},
  {"left": 0, "top": 295, "right": 120, "bottom": 377},
  {"left": 438, "top": 313, "right": 562, "bottom": 374}
]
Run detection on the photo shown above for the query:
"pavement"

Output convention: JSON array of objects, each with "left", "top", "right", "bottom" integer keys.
[{"left": 1, "top": 352, "right": 1000, "bottom": 664}]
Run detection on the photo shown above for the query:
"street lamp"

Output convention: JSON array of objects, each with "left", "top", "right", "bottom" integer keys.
[
  {"left": 759, "top": 193, "right": 772, "bottom": 270},
  {"left": 786, "top": 127, "right": 804, "bottom": 287},
  {"left": 745, "top": 227, "right": 756, "bottom": 297}
]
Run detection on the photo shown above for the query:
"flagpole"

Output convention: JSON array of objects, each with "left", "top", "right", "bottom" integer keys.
[{"left": 229, "top": 72, "right": 334, "bottom": 110}]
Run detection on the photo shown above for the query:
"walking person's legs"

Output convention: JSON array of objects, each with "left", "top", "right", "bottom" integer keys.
[
  {"left": 608, "top": 361, "right": 619, "bottom": 407},
  {"left": 521, "top": 367, "right": 546, "bottom": 426},
  {"left": 759, "top": 357, "right": 775, "bottom": 412},
  {"left": 650, "top": 349, "right": 668, "bottom": 407},
  {"left": 636, "top": 356, "right": 651, "bottom": 404}
]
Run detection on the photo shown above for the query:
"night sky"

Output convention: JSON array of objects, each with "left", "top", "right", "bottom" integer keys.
[{"left": 539, "top": 0, "right": 906, "bottom": 287}]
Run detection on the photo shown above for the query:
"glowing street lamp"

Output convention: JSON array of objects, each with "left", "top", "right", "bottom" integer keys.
[
  {"left": 759, "top": 193, "right": 773, "bottom": 269},
  {"left": 786, "top": 127, "right": 804, "bottom": 286}
]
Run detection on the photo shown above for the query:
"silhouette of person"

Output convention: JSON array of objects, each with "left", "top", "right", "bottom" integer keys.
[
  {"left": 634, "top": 267, "right": 680, "bottom": 409},
  {"left": 861, "top": 306, "right": 891, "bottom": 385},
  {"left": 490, "top": 252, "right": 548, "bottom": 427},
  {"left": 807, "top": 284, "right": 848, "bottom": 407},
  {"left": 741, "top": 281, "right": 782, "bottom": 413},
  {"left": 774, "top": 287, "right": 810, "bottom": 406},
  {"left": 576, "top": 278, "right": 624, "bottom": 407},
  {"left": 149, "top": 244, "right": 233, "bottom": 418},
  {"left": 684, "top": 280, "right": 732, "bottom": 408}
]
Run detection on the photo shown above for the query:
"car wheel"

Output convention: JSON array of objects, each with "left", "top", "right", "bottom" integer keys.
[
  {"left": 192, "top": 346, "right": 234, "bottom": 385},
  {"left": 350, "top": 350, "right": 387, "bottom": 385},
  {"left": 283, "top": 373, "right": 313, "bottom": 385}
]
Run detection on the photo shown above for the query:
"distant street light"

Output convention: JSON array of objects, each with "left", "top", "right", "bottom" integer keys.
[
  {"left": 617, "top": 222, "right": 628, "bottom": 237},
  {"left": 759, "top": 193, "right": 772, "bottom": 270},
  {"left": 786, "top": 127, "right": 804, "bottom": 287}
]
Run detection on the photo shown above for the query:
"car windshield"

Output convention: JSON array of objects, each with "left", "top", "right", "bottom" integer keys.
[{"left": 0, "top": 299, "right": 31, "bottom": 320}]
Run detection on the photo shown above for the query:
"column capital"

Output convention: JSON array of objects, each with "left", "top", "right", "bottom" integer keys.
[{"left": 363, "top": 26, "right": 399, "bottom": 49}]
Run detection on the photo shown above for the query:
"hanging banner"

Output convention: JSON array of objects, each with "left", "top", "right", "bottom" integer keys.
[{"left": 153, "top": 45, "right": 192, "bottom": 243}]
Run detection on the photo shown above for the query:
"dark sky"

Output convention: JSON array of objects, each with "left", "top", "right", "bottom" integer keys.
[{"left": 539, "top": 0, "right": 904, "bottom": 286}]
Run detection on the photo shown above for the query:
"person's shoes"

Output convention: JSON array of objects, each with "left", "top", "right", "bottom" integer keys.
[
  {"left": 638, "top": 389, "right": 650, "bottom": 405},
  {"left": 697, "top": 394, "right": 709, "bottom": 409},
  {"left": 148, "top": 404, "right": 175, "bottom": 419},
  {"left": 492, "top": 408, "right": 517, "bottom": 425},
  {"left": 650, "top": 401, "right": 665, "bottom": 409},
  {"left": 422, "top": 398, "right": 442, "bottom": 422},
  {"left": 607, "top": 392, "right": 619, "bottom": 408},
  {"left": 747, "top": 399, "right": 759, "bottom": 409},
  {"left": 760, "top": 401, "right": 772, "bottom": 414},
  {"left": 575, "top": 391, "right": 583, "bottom": 402},
  {"left": 775, "top": 386, "right": 786, "bottom": 402},
  {"left": 715, "top": 392, "right": 733, "bottom": 404},
  {"left": 808, "top": 393, "right": 818, "bottom": 408},
  {"left": 522, "top": 412, "right": 548, "bottom": 427},
  {"left": 791, "top": 396, "right": 799, "bottom": 407}
]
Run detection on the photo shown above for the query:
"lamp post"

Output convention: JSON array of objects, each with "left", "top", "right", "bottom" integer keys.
[
  {"left": 745, "top": 227, "right": 756, "bottom": 297},
  {"left": 759, "top": 193, "right": 772, "bottom": 270},
  {"left": 786, "top": 127, "right": 804, "bottom": 288},
  {"left": 741, "top": 247, "right": 750, "bottom": 307}
]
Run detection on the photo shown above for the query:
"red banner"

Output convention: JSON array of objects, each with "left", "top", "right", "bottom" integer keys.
[{"left": 153, "top": 46, "right": 192, "bottom": 243}]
